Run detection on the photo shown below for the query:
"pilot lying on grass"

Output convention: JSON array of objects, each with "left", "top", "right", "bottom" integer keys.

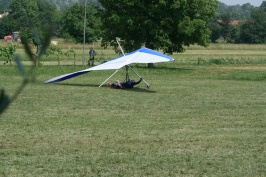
[{"left": 108, "top": 78, "right": 142, "bottom": 89}]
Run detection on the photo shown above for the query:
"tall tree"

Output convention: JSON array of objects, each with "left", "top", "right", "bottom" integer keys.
[
  {"left": 9, "top": 0, "right": 39, "bottom": 29},
  {"left": 0, "top": 0, "right": 38, "bottom": 38},
  {"left": 0, "top": 0, "right": 11, "bottom": 13},
  {"left": 259, "top": 1, "right": 266, "bottom": 12},
  {"left": 60, "top": 2, "right": 101, "bottom": 43},
  {"left": 99, "top": 0, "right": 218, "bottom": 64},
  {"left": 0, "top": 0, "right": 58, "bottom": 41},
  {"left": 219, "top": 12, "right": 233, "bottom": 41},
  {"left": 216, "top": 2, "right": 255, "bottom": 20},
  {"left": 239, "top": 7, "right": 266, "bottom": 44},
  {"left": 208, "top": 20, "right": 222, "bottom": 43}
]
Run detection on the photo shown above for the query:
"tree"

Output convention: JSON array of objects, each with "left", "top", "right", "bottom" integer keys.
[
  {"left": 42, "top": 0, "right": 102, "bottom": 11},
  {"left": 208, "top": 20, "right": 222, "bottom": 43},
  {"left": 239, "top": 7, "right": 266, "bottom": 44},
  {"left": 238, "top": 1, "right": 266, "bottom": 44},
  {"left": 0, "top": 17, "right": 15, "bottom": 38},
  {"left": 219, "top": 12, "right": 233, "bottom": 41},
  {"left": 59, "top": 2, "right": 101, "bottom": 43},
  {"left": 260, "top": 1, "right": 266, "bottom": 12},
  {"left": 0, "top": 43, "right": 17, "bottom": 65},
  {"left": 45, "top": 44, "right": 63, "bottom": 65},
  {"left": 99, "top": 0, "right": 218, "bottom": 67},
  {"left": 1, "top": 0, "right": 58, "bottom": 40},
  {"left": 0, "top": 0, "right": 11, "bottom": 13},
  {"left": 216, "top": 2, "right": 255, "bottom": 20},
  {"left": 1, "top": 0, "right": 57, "bottom": 65},
  {"left": 8, "top": 0, "right": 39, "bottom": 29}
]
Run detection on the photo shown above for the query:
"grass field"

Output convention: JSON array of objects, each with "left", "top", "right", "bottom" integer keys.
[{"left": 0, "top": 42, "right": 266, "bottom": 176}]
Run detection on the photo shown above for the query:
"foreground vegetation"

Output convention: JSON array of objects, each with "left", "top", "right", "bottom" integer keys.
[{"left": 0, "top": 43, "right": 266, "bottom": 176}]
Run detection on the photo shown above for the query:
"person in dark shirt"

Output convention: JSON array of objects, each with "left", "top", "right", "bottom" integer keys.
[
  {"left": 108, "top": 78, "right": 142, "bottom": 89},
  {"left": 88, "top": 47, "right": 96, "bottom": 66}
]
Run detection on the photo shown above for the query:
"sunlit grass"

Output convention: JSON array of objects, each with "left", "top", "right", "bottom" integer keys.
[{"left": 0, "top": 60, "right": 266, "bottom": 176}]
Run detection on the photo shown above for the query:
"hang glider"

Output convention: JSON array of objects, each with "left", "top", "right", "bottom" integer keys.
[{"left": 44, "top": 46, "right": 174, "bottom": 88}]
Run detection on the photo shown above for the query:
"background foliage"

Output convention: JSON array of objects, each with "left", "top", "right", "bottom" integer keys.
[
  {"left": 0, "top": 0, "right": 101, "bottom": 12},
  {"left": 216, "top": 1, "right": 255, "bottom": 19},
  {"left": 59, "top": 2, "right": 100, "bottom": 43},
  {"left": 99, "top": 0, "right": 218, "bottom": 54},
  {"left": 1, "top": 0, "right": 266, "bottom": 45}
]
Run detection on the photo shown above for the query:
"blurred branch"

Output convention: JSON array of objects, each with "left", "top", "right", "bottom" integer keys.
[{"left": 0, "top": 28, "right": 52, "bottom": 116}]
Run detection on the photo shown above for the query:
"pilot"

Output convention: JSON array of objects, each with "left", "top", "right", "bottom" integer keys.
[{"left": 108, "top": 78, "right": 142, "bottom": 89}]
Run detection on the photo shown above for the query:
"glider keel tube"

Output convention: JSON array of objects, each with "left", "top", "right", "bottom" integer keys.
[{"left": 44, "top": 70, "right": 91, "bottom": 84}]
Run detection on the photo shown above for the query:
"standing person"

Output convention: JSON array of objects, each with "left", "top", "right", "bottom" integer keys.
[
  {"left": 88, "top": 47, "right": 96, "bottom": 66},
  {"left": 108, "top": 78, "right": 142, "bottom": 89}
]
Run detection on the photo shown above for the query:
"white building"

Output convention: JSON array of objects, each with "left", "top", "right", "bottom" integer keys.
[{"left": 0, "top": 12, "right": 8, "bottom": 19}]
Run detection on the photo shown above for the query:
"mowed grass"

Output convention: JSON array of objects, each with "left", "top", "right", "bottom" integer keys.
[{"left": 1, "top": 43, "right": 266, "bottom": 176}]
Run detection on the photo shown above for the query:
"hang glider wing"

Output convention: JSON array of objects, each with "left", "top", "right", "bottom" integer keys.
[{"left": 44, "top": 47, "right": 174, "bottom": 84}]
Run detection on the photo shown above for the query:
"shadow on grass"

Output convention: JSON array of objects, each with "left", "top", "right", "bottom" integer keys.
[
  {"left": 123, "top": 87, "right": 156, "bottom": 93},
  {"left": 57, "top": 83, "right": 156, "bottom": 93},
  {"left": 58, "top": 83, "right": 104, "bottom": 87},
  {"left": 133, "top": 65, "right": 194, "bottom": 71}
]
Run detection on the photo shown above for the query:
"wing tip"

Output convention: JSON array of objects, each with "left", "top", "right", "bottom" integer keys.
[{"left": 44, "top": 80, "right": 57, "bottom": 84}]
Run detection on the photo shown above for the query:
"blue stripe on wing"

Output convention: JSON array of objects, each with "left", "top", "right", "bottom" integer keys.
[{"left": 44, "top": 70, "right": 91, "bottom": 84}]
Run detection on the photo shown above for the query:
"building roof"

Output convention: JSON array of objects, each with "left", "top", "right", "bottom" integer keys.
[{"left": 217, "top": 20, "right": 241, "bottom": 25}]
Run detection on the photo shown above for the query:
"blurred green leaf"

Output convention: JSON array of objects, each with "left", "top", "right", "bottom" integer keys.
[
  {"left": 23, "top": 41, "right": 34, "bottom": 61},
  {"left": 0, "top": 89, "right": 10, "bottom": 114},
  {"left": 33, "top": 28, "right": 41, "bottom": 46},
  {"left": 15, "top": 55, "right": 26, "bottom": 78},
  {"left": 38, "top": 29, "right": 53, "bottom": 58}
]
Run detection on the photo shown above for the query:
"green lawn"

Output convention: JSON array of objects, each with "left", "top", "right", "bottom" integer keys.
[{"left": 0, "top": 57, "right": 265, "bottom": 176}]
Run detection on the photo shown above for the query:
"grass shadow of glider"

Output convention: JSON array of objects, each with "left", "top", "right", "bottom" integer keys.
[
  {"left": 133, "top": 65, "right": 195, "bottom": 71},
  {"left": 57, "top": 83, "right": 156, "bottom": 93},
  {"left": 57, "top": 83, "right": 101, "bottom": 88},
  {"left": 123, "top": 87, "right": 156, "bottom": 93}
]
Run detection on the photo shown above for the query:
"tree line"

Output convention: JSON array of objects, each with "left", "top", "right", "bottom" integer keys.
[
  {"left": 210, "top": 1, "right": 266, "bottom": 44},
  {"left": 0, "top": 0, "right": 266, "bottom": 55},
  {"left": 216, "top": 2, "right": 255, "bottom": 19},
  {"left": 0, "top": 0, "right": 101, "bottom": 12}
]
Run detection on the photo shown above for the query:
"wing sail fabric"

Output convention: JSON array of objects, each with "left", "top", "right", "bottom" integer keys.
[
  {"left": 44, "top": 47, "right": 174, "bottom": 84},
  {"left": 87, "top": 47, "right": 174, "bottom": 70},
  {"left": 44, "top": 70, "right": 91, "bottom": 84}
]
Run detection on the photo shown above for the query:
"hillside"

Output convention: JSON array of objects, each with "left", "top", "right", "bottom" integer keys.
[{"left": 0, "top": 0, "right": 101, "bottom": 12}]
